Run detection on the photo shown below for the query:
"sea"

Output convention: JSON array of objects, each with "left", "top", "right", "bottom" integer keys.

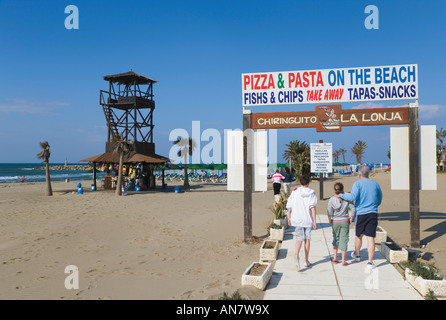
[
  {"left": 0, "top": 163, "right": 389, "bottom": 184},
  {"left": 0, "top": 163, "right": 106, "bottom": 184}
]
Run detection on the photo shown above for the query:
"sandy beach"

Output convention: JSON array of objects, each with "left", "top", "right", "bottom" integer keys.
[{"left": 1, "top": 172, "right": 445, "bottom": 300}]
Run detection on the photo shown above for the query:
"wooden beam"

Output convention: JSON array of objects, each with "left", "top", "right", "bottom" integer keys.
[
  {"left": 251, "top": 106, "right": 409, "bottom": 131},
  {"left": 134, "top": 107, "right": 137, "bottom": 142},
  {"left": 162, "top": 169, "right": 165, "bottom": 189},
  {"left": 108, "top": 82, "right": 112, "bottom": 142},
  {"left": 243, "top": 110, "right": 253, "bottom": 242},
  {"left": 93, "top": 162, "right": 97, "bottom": 188},
  {"left": 319, "top": 139, "right": 324, "bottom": 200},
  {"left": 409, "top": 103, "right": 420, "bottom": 248}
]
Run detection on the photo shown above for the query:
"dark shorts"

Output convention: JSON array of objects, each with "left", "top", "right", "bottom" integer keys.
[
  {"left": 273, "top": 182, "right": 281, "bottom": 195},
  {"left": 355, "top": 212, "right": 378, "bottom": 237}
]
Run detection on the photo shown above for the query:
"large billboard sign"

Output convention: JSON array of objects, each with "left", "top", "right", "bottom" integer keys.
[{"left": 242, "top": 64, "right": 418, "bottom": 107}]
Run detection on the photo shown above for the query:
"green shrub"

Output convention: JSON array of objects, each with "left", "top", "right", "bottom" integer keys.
[
  {"left": 401, "top": 260, "right": 443, "bottom": 280},
  {"left": 271, "top": 203, "right": 285, "bottom": 219},
  {"left": 219, "top": 290, "right": 244, "bottom": 300},
  {"left": 266, "top": 222, "right": 282, "bottom": 236},
  {"left": 424, "top": 289, "right": 438, "bottom": 300},
  {"left": 271, "top": 194, "right": 288, "bottom": 219},
  {"left": 269, "top": 223, "right": 282, "bottom": 230}
]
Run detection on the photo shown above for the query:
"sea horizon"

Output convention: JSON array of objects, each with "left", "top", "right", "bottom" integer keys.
[
  {"left": 0, "top": 162, "right": 390, "bottom": 184},
  {"left": 0, "top": 163, "right": 93, "bottom": 184}
]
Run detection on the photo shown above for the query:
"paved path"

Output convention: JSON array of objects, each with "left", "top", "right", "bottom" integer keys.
[{"left": 263, "top": 215, "right": 422, "bottom": 300}]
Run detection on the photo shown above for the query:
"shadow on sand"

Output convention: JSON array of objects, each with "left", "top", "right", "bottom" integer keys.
[{"left": 379, "top": 211, "right": 446, "bottom": 246}]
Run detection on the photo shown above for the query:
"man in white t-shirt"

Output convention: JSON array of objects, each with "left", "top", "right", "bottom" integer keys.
[{"left": 286, "top": 175, "right": 317, "bottom": 270}]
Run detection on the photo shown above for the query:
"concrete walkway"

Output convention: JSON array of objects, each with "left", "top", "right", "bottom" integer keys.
[{"left": 263, "top": 215, "right": 422, "bottom": 300}]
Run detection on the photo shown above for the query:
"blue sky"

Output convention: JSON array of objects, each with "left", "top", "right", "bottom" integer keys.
[{"left": 0, "top": 0, "right": 445, "bottom": 164}]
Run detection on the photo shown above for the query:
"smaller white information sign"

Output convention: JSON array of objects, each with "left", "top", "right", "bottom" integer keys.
[{"left": 310, "top": 143, "right": 333, "bottom": 173}]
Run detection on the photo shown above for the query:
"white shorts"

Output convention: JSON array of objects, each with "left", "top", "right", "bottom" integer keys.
[{"left": 294, "top": 227, "right": 312, "bottom": 241}]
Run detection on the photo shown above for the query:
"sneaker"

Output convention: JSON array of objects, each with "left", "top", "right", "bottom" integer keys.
[
  {"left": 351, "top": 251, "right": 360, "bottom": 262},
  {"left": 366, "top": 262, "right": 376, "bottom": 270},
  {"left": 304, "top": 260, "right": 311, "bottom": 268}
]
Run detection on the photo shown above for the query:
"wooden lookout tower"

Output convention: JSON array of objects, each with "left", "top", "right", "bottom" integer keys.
[
  {"left": 80, "top": 71, "right": 170, "bottom": 189},
  {"left": 100, "top": 71, "right": 157, "bottom": 155}
]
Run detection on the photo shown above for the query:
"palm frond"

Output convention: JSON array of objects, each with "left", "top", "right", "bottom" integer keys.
[
  {"left": 39, "top": 141, "right": 50, "bottom": 150},
  {"left": 111, "top": 134, "right": 133, "bottom": 157},
  {"left": 351, "top": 140, "right": 367, "bottom": 164},
  {"left": 37, "top": 141, "right": 51, "bottom": 161},
  {"left": 283, "top": 140, "right": 310, "bottom": 176},
  {"left": 174, "top": 137, "right": 196, "bottom": 159}
]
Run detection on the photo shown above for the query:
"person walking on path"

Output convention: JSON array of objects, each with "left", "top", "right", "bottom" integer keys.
[
  {"left": 286, "top": 175, "right": 318, "bottom": 270},
  {"left": 282, "top": 167, "right": 293, "bottom": 195},
  {"left": 272, "top": 169, "right": 285, "bottom": 203},
  {"left": 336, "top": 165, "right": 382, "bottom": 270},
  {"left": 327, "top": 182, "right": 355, "bottom": 266}
]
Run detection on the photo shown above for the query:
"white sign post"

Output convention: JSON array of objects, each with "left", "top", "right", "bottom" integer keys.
[
  {"left": 227, "top": 130, "right": 268, "bottom": 192},
  {"left": 390, "top": 125, "right": 437, "bottom": 191},
  {"left": 311, "top": 143, "right": 333, "bottom": 174}
]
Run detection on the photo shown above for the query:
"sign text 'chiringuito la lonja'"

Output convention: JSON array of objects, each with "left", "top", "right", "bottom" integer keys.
[{"left": 251, "top": 105, "right": 409, "bottom": 132}]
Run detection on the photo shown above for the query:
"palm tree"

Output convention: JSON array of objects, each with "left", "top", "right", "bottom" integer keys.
[
  {"left": 173, "top": 137, "right": 196, "bottom": 187},
  {"left": 338, "top": 148, "right": 347, "bottom": 164},
  {"left": 333, "top": 149, "right": 341, "bottom": 164},
  {"left": 112, "top": 134, "right": 133, "bottom": 196},
  {"left": 37, "top": 141, "right": 52, "bottom": 196},
  {"left": 351, "top": 140, "right": 368, "bottom": 165},
  {"left": 283, "top": 140, "right": 310, "bottom": 177},
  {"left": 437, "top": 128, "right": 446, "bottom": 168},
  {"left": 437, "top": 128, "right": 446, "bottom": 147}
]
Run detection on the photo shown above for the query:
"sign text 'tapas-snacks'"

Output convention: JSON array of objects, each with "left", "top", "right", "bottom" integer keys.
[{"left": 242, "top": 64, "right": 418, "bottom": 107}]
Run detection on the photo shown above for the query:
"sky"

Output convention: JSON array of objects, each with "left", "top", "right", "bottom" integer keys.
[{"left": 0, "top": 0, "right": 445, "bottom": 164}]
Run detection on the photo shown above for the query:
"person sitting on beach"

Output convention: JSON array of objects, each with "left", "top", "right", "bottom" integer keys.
[
  {"left": 20, "top": 176, "right": 25, "bottom": 183},
  {"left": 327, "top": 182, "right": 355, "bottom": 266},
  {"left": 336, "top": 165, "right": 382, "bottom": 270},
  {"left": 286, "top": 174, "right": 317, "bottom": 270}
]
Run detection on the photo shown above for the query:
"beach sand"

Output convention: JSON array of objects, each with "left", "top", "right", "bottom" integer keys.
[{"left": 0, "top": 172, "right": 445, "bottom": 300}]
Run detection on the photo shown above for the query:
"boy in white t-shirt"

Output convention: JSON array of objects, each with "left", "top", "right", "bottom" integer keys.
[{"left": 286, "top": 175, "right": 317, "bottom": 270}]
